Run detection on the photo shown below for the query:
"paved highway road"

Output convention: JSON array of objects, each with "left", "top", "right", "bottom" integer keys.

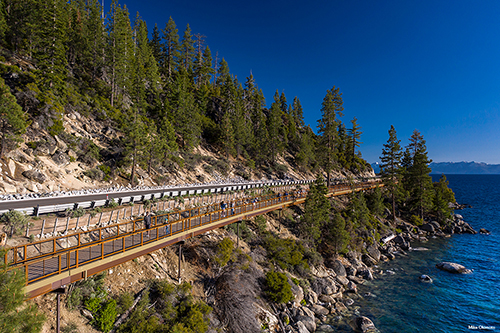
[{"left": 0, "top": 180, "right": 305, "bottom": 212}]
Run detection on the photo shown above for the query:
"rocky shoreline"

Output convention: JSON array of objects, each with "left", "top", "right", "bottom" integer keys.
[{"left": 272, "top": 212, "right": 481, "bottom": 333}]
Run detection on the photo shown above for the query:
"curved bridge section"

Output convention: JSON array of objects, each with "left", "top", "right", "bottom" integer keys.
[{"left": 4, "top": 181, "right": 381, "bottom": 299}]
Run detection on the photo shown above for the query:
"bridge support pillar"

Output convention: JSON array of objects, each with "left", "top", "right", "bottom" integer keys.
[
  {"left": 237, "top": 221, "right": 240, "bottom": 249},
  {"left": 178, "top": 241, "right": 185, "bottom": 283},
  {"left": 54, "top": 287, "right": 66, "bottom": 333}
]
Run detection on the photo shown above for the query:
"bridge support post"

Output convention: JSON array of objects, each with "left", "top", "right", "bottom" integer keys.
[
  {"left": 237, "top": 221, "right": 240, "bottom": 249},
  {"left": 57, "top": 293, "right": 60, "bottom": 333},
  {"left": 178, "top": 241, "right": 185, "bottom": 283},
  {"left": 54, "top": 287, "right": 66, "bottom": 333}
]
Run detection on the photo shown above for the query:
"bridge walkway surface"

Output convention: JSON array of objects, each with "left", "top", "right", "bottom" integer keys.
[{"left": 4, "top": 181, "right": 381, "bottom": 299}]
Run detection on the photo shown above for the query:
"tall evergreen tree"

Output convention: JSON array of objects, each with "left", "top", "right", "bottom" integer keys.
[
  {"left": 35, "top": 0, "right": 69, "bottom": 90},
  {"left": 380, "top": 125, "right": 403, "bottom": 222},
  {"left": 149, "top": 23, "right": 162, "bottom": 64},
  {"left": 0, "top": 78, "right": 28, "bottom": 158},
  {"left": 295, "top": 125, "right": 316, "bottom": 170},
  {"left": 432, "top": 175, "right": 455, "bottom": 224},
  {"left": 292, "top": 96, "right": 305, "bottom": 128},
  {"left": 404, "top": 130, "right": 433, "bottom": 218},
  {"left": 0, "top": 257, "right": 45, "bottom": 332},
  {"left": 106, "top": 1, "right": 134, "bottom": 106},
  {"left": 161, "top": 16, "right": 180, "bottom": 80},
  {"left": 326, "top": 213, "right": 350, "bottom": 254},
  {"left": 180, "top": 24, "right": 194, "bottom": 73},
  {"left": 318, "top": 86, "right": 344, "bottom": 186},
  {"left": 170, "top": 71, "right": 201, "bottom": 149},
  {"left": 301, "top": 175, "right": 330, "bottom": 246},
  {"left": 267, "top": 95, "right": 284, "bottom": 163},
  {"left": 347, "top": 117, "right": 363, "bottom": 169}
]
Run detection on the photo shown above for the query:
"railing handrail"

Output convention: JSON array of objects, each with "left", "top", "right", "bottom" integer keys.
[{"left": 5, "top": 180, "right": 382, "bottom": 292}]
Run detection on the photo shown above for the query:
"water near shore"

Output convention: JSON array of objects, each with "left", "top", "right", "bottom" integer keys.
[{"left": 338, "top": 175, "right": 500, "bottom": 332}]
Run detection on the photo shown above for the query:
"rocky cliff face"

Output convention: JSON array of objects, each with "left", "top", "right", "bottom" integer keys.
[{"left": 1, "top": 110, "right": 322, "bottom": 197}]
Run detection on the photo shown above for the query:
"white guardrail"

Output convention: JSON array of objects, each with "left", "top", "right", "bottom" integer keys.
[{"left": 1, "top": 180, "right": 314, "bottom": 216}]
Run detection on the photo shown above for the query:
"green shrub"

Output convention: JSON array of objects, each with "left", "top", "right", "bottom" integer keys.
[
  {"left": 119, "top": 281, "right": 211, "bottom": 333},
  {"left": 85, "top": 296, "right": 101, "bottom": 314},
  {"left": 84, "top": 168, "right": 104, "bottom": 181},
  {"left": 0, "top": 210, "right": 31, "bottom": 238},
  {"left": 61, "top": 322, "right": 79, "bottom": 333},
  {"left": 67, "top": 288, "right": 82, "bottom": 310},
  {"left": 98, "top": 165, "right": 112, "bottom": 181},
  {"left": 264, "top": 271, "right": 293, "bottom": 304},
  {"left": 71, "top": 207, "right": 85, "bottom": 218},
  {"left": 107, "top": 199, "right": 118, "bottom": 208},
  {"left": 215, "top": 237, "right": 234, "bottom": 267},
  {"left": 410, "top": 215, "right": 424, "bottom": 226},
  {"left": 96, "top": 299, "right": 117, "bottom": 332},
  {"left": 255, "top": 216, "right": 267, "bottom": 235},
  {"left": 263, "top": 234, "right": 308, "bottom": 274},
  {"left": 117, "top": 292, "right": 134, "bottom": 315}
]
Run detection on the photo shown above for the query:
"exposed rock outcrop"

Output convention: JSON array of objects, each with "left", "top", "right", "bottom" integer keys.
[{"left": 436, "top": 262, "right": 472, "bottom": 274}]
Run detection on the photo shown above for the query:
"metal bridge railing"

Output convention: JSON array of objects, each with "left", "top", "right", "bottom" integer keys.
[{"left": 4, "top": 181, "right": 381, "bottom": 286}]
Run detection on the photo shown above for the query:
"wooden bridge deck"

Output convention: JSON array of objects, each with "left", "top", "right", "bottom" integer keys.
[{"left": 4, "top": 181, "right": 381, "bottom": 299}]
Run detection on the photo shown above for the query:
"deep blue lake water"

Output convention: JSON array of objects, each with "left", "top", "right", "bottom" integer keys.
[{"left": 338, "top": 175, "right": 500, "bottom": 332}]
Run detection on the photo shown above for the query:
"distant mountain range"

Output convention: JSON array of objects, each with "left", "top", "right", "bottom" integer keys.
[{"left": 370, "top": 161, "right": 500, "bottom": 174}]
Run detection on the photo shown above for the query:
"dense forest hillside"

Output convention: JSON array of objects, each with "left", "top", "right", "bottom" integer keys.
[{"left": 0, "top": 0, "right": 372, "bottom": 194}]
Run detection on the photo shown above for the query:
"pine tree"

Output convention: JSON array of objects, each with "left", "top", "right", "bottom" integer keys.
[
  {"left": 347, "top": 117, "right": 363, "bottom": 170},
  {"left": 149, "top": 23, "right": 162, "bottom": 64},
  {"left": 433, "top": 175, "right": 456, "bottom": 224},
  {"left": 301, "top": 175, "right": 330, "bottom": 246},
  {"left": 380, "top": 125, "right": 403, "bottom": 222},
  {"left": 106, "top": 1, "right": 134, "bottom": 106},
  {"left": 34, "top": 0, "right": 69, "bottom": 90},
  {"left": 197, "top": 46, "right": 214, "bottom": 86},
  {"left": 291, "top": 96, "right": 305, "bottom": 128},
  {"left": 85, "top": 0, "right": 106, "bottom": 83},
  {"left": 326, "top": 213, "right": 350, "bottom": 254},
  {"left": 0, "top": 0, "right": 7, "bottom": 44},
  {"left": 170, "top": 71, "right": 201, "bottom": 149},
  {"left": 221, "top": 111, "right": 235, "bottom": 158},
  {"left": 180, "top": 24, "right": 194, "bottom": 73},
  {"left": 334, "top": 122, "right": 346, "bottom": 168},
  {"left": 0, "top": 252, "right": 46, "bottom": 332},
  {"left": 404, "top": 130, "right": 434, "bottom": 218},
  {"left": 295, "top": 125, "right": 315, "bottom": 170},
  {"left": 0, "top": 78, "right": 27, "bottom": 158},
  {"left": 161, "top": 17, "right": 180, "bottom": 80},
  {"left": 318, "top": 86, "right": 344, "bottom": 187},
  {"left": 267, "top": 95, "right": 284, "bottom": 163}
]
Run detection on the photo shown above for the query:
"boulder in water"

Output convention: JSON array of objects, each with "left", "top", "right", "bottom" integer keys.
[
  {"left": 349, "top": 316, "right": 378, "bottom": 332},
  {"left": 479, "top": 228, "right": 491, "bottom": 235},
  {"left": 436, "top": 262, "right": 472, "bottom": 274},
  {"left": 327, "top": 259, "right": 347, "bottom": 276},
  {"left": 420, "top": 223, "right": 435, "bottom": 233},
  {"left": 419, "top": 274, "right": 433, "bottom": 283}
]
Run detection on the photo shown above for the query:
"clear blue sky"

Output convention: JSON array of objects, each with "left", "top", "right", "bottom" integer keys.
[{"left": 108, "top": 0, "right": 500, "bottom": 164}]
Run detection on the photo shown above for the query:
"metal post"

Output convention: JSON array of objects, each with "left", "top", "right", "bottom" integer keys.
[
  {"left": 41, "top": 219, "right": 46, "bottom": 235},
  {"left": 53, "top": 218, "right": 58, "bottom": 234},
  {"left": 237, "top": 221, "right": 240, "bottom": 249},
  {"left": 57, "top": 293, "right": 60, "bottom": 333},
  {"left": 178, "top": 243, "right": 182, "bottom": 283}
]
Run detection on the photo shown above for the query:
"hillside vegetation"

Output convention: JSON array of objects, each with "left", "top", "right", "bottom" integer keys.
[{"left": 0, "top": 0, "right": 370, "bottom": 195}]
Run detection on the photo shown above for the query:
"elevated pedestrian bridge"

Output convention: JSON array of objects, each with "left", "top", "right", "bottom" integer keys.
[{"left": 4, "top": 181, "right": 381, "bottom": 299}]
